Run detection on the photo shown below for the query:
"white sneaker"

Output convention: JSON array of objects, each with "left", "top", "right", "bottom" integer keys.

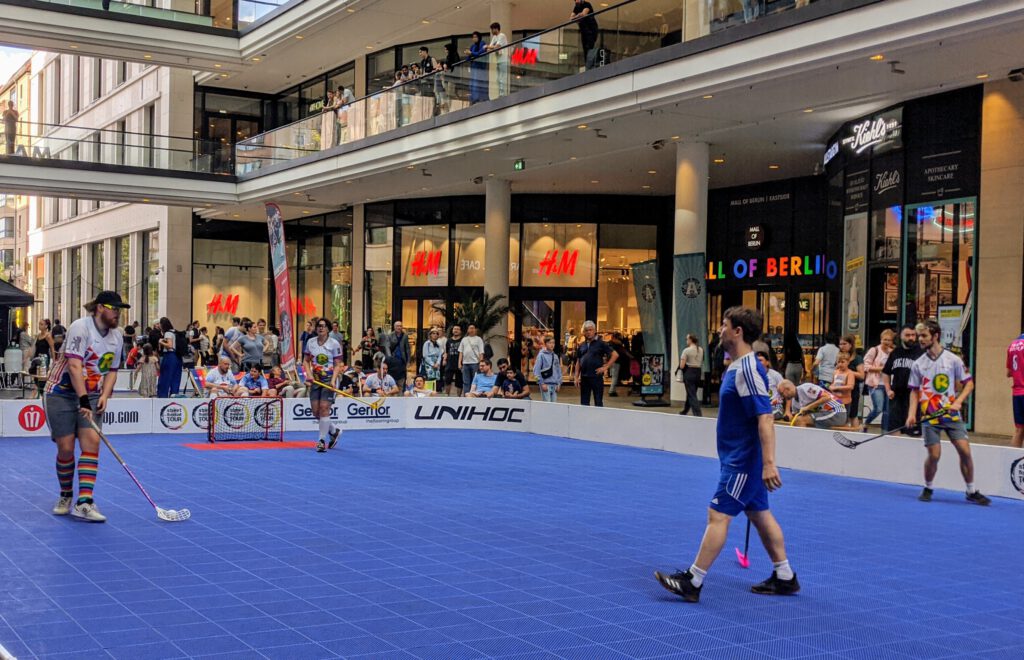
[
  {"left": 52, "top": 496, "right": 74, "bottom": 516},
  {"left": 70, "top": 502, "right": 107, "bottom": 523}
]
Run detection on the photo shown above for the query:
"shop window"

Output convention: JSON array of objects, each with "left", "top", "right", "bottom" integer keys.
[
  {"left": 192, "top": 239, "right": 270, "bottom": 326},
  {"left": 90, "top": 242, "right": 104, "bottom": 297},
  {"left": 521, "top": 223, "right": 596, "bottom": 288},
  {"left": 365, "top": 212, "right": 394, "bottom": 332},
  {"left": 329, "top": 233, "right": 352, "bottom": 339},
  {"left": 871, "top": 206, "right": 902, "bottom": 261},
  {"left": 115, "top": 236, "right": 130, "bottom": 305},
  {"left": 400, "top": 225, "right": 449, "bottom": 287},
  {"left": 53, "top": 251, "right": 63, "bottom": 317},
  {"left": 144, "top": 231, "right": 159, "bottom": 327},
  {"left": 69, "top": 248, "right": 81, "bottom": 319},
  {"left": 452, "top": 223, "right": 520, "bottom": 287},
  {"left": 596, "top": 224, "right": 656, "bottom": 336}
]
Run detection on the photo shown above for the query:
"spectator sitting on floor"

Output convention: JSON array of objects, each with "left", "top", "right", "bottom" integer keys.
[
  {"left": 241, "top": 366, "right": 276, "bottom": 397},
  {"left": 494, "top": 359, "right": 530, "bottom": 399},
  {"left": 466, "top": 358, "right": 498, "bottom": 398},
  {"left": 365, "top": 362, "right": 399, "bottom": 397},
  {"left": 267, "top": 365, "right": 306, "bottom": 398},
  {"left": 404, "top": 375, "right": 435, "bottom": 398},
  {"left": 205, "top": 356, "right": 247, "bottom": 397}
]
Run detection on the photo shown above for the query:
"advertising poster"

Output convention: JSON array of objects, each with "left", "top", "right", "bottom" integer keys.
[
  {"left": 640, "top": 355, "right": 665, "bottom": 396},
  {"left": 631, "top": 259, "right": 666, "bottom": 357},
  {"left": 938, "top": 305, "right": 964, "bottom": 348},
  {"left": 673, "top": 253, "right": 708, "bottom": 371},
  {"left": 266, "top": 203, "right": 297, "bottom": 372},
  {"left": 842, "top": 212, "right": 868, "bottom": 346}
]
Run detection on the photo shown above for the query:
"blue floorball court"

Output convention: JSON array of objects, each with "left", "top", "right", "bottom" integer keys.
[{"left": 1, "top": 429, "right": 1022, "bottom": 660}]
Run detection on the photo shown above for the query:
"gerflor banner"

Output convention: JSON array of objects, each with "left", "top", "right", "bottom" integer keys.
[
  {"left": 631, "top": 259, "right": 666, "bottom": 357},
  {"left": 267, "top": 203, "right": 297, "bottom": 372},
  {"left": 673, "top": 253, "right": 708, "bottom": 370}
]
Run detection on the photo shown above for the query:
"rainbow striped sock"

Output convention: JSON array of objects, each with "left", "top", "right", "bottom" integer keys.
[
  {"left": 56, "top": 454, "right": 75, "bottom": 498},
  {"left": 76, "top": 451, "right": 99, "bottom": 505}
]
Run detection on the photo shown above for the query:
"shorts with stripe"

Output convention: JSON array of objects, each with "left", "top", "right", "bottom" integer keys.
[{"left": 710, "top": 469, "right": 769, "bottom": 517}]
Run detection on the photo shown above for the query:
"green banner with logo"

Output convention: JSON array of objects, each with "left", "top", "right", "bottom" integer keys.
[
  {"left": 674, "top": 253, "right": 708, "bottom": 370},
  {"left": 631, "top": 259, "right": 666, "bottom": 357}
]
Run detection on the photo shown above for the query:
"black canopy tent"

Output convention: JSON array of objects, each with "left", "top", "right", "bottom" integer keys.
[{"left": 0, "top": 279, "right": 37, "bottom": 349}]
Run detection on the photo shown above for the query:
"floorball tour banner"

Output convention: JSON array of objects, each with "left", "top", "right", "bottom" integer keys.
[
  {"left": 673, "top": 253, "right": 708, "bottom": 372},
  {"left": 267, "top": 203, "right": 297, "bottom": 372},
  {"left": 631, "top": 259, "right": 667, "bottom": 395}
]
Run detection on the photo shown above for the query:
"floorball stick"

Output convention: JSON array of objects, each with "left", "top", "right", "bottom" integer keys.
[
  {"left": 311, "top": 379, "right": 384, "bottom": 409},
  {"left": 832, "top": 409, "right": 949, "bottom": 449},
  {"left": 735, "top": 518, "right": 752, "bottom": 568}
]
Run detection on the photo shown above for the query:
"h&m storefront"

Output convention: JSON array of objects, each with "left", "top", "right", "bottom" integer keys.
[
  {"left": 365, "top": 195, "right": 672, "bottom": 374},
  {"left": 825, "top": 87, "right": 981, "bottom": 368}
]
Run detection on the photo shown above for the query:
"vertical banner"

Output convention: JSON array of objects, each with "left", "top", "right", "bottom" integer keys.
[
  {"left": 673, "top": 253, "right": 708, "bottom": 370},
  {"left": 842, "top": 211, "right": 868, "bottom": 347},
  {"left": 631, "top": 259, "right": 667, "bottom": 356},
  {"left": 266, "top": 203, "right": 297, "bottom": 372}
]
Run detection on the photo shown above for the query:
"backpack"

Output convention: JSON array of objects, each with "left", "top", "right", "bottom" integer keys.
[{"left": 174, "top": 330, "right": 190, "bottom": 357}]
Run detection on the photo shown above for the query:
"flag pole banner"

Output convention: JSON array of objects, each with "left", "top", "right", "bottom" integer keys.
[
  {"left": 266, "top": 203, "right": 297, "bottom": 372},
  {"left": 673, "top": 253, "right": 708, "bottom": 371},
  {"left": 631, "top": 259, "right": 667, "bottom": 396}
]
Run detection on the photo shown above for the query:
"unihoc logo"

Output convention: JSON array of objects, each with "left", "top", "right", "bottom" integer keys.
[
  {"left": 19, "top": 404, "right": 46, "bottom": 432},
  {"left": 1010, "top": 457, "right": 1024, "bottom": 496},
  {"left": 413, "top": 404, "right": 525, "bottom": 423},
  {"left": 160, "top": 402, "right": 188, "bottom": 430}
]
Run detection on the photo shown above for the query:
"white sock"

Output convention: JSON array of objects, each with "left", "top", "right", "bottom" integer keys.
[
  {"left": 773, "top": 559, "right": 794, "bottom": 581},
  {"left": 318, "top": 417, "right": 331, "bottom": 441},
  {"left": 925, "top": 481, "right": 934, "bottom": 489},
  {"left": 966, "top": 482, "right": 977, "bottom": 494},
  {"left": 688, "top": 564, "right": 707, "bottom": 588}
]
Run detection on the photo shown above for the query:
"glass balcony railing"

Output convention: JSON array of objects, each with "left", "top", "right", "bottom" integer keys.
[
  {"left": 5, "top": 0, "right": 290, "bottom": 30},
  {"left": 235, "top": 0, "right": 823, "bottom": 174},
  {"left": 1, "top": 121, "right": 235, "bottom": 175}
]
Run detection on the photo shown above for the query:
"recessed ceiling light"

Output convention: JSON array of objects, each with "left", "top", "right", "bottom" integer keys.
[
  {"left": 406, "top": 165, "right": 415, "bottom": 169},
  {"left": 768, "top": 164, "right": 780, "bottom": 170},
  {"left": 251, "top": 57, "right": 261, "bottom": 62},
  {"left": 292, "top": 192, "right": 302, "bottom": 196},
  {"left": 302, "top": 210, "right": 310, "bottom": 214},
  {"left": 702, "top": 94, "right": 713, "bottom": 99},
  {"left": 366, "top": 45, "right": 374, "bottom": 50},
  {"left": 647, "top": 170, "right": 657, "bottom": 174},
  {"left": 976, "top": 73, "right": 989, "bottom": 79},
  {"left": 232, "top": 213, "right": 240, "bottom": 218},
  {"left": 346, "top": 8, "right": 355, "bottom": 12},
  {"left": 421, "top": 19, "right": 431, "bottom": 24},
  {"left": 143, "top": 54, "right": 153, "bottom": 59},
  {"left": 671, "top": 135, "right": 680, "bottom": 140},
  {"left": 590, "top": 180, "right": 599, "bottom": 184},
  {"left": 803, "top": 108, "right": 814, "bottom": 113},
  {"left": 576, "top": 224, "right": 582, "bottom": 228},
  {"left": 219, "top": 73, "right": 228, "bottom": 78},
  {"left": 577, "top": 124, "right": 588, "bottom": 129},
  {"left": 295, "top": 35, "right": 304, "bottom": 40},
  {"left": 69, "top": 44, "right": 79, "bottom": 49},
  {"left": 214, "top": 64, "right": 222, "bottom": 68},
  {"left": 641, "top": 185, "right": 651, "bottom": 189},
  {"left": 483, "top": 148, "right": 491, "bottom": 152},
  {"left": 869, "top": 54, "right": 884, "bottom": 61},
  {"left": 713, "top": 158, "right": 725, "bottom": 164},
  {"left": 569, "top": 156, "right": 577, "bottom": 160},
  {"left": 488, "top": 173, "right": 494, "bottom": 177},
  {"left": 142, "top": 198, "right": 150, "bottom": 202},
  {"left": 474, "top": 224, "right": 480, "bottom": 228}
]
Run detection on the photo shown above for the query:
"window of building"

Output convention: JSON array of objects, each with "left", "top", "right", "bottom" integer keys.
[
  {"left": 114, "top": 119, "right": 126, "bottom": 165},
  {"left": 91, "top": 58, "right": 102, "bottom": 102},
  {"left": 34, "top": 255, "right": 44, "bottom": 313},
  {"left": 0, "top": 249, "right": 14, "bottom": 270},
  {"left": 366, "top": 207, "right": 394, "bottom": 332},
  {"left": 328, "top": 232, "right": 352, "bottom": 339},
  {"left": 90, "top": 241, "right": 104, "bottom": 297},
  {"left": 53, "top": 251, "right": 63, "bottom": 317},
  {"left": 399, "top": 225, "right": 449, "bottom": 287},
  {"left": 143, "top": 231, "right": 159, "bottom": 327},
  {"left": 452, "top": 223, "right": 520, "bottom": 287},
  {"left": 69, "top": 55, "right": 81, "bottom": 118},
  {"left": 0, "top": 216, "right": 13, "bottom": 238},
  {"left": 115, "top": 59, "right": 127, "bottom": 87},
  {"left": 521, "top": 223, "right": 596, "bottom": 287},
  {"left": 192, "top": 239, "right": 270, "bottom": 325},
  {"left": 596, "top": 224, "right": 657, "bottom": 336},
  {"left": 115, "top": 236, "right": 130, "bottom": 304},
  {"left": 69, "top": 247, "right": 82, "bottom": 318}
]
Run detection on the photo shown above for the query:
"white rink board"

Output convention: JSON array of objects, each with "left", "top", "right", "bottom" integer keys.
[{"left": 0, "top": 398, "right": 1020, "bottom": 501}]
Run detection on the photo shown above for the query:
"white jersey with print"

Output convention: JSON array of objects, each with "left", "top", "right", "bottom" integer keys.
[
  {"left": 908, "top": 348, "right": 971, "bottom": 424},
  {"left": 795, "top": 383, "right": 844, "bottom": 415},
  {"left": 765, "top": 368, "right": 784, "bottom": 406},
  {"left": 46, "top": 317, "right": 124, "bottom": 397},
  {"left": 304, "top": 336, "right": 343, "bottom": 382}
]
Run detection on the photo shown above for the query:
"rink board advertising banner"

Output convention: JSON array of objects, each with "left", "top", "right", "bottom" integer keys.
[{"left": 267, "top": 203, "right": 297, "bottom": 372}]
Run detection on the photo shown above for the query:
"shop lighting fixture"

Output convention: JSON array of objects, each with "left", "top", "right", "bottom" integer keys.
[
  {"left": 768, "top": 164, "right": 780, "bottom": 169},
  {"left": 69, "top": 44, "right": 79, "bottom": 49},
  {"left": 714, "top": 158, "right": 725, "bottom": 164},
  {"left": 232, "top": 214, "right": 240, "bottom": 218},
  {"left": 641, "top": 185, "right": 651, "bottom": 189},
  {"left": 421, "top": 20, "right": 431, "bottom": 24},
  {"left": 143, "top": 54, "right": 153, "bottom": 59},
  {"left": 347, "top": 8, "right": 355, "bottom": 12},
  {"left": 869, "top": 54, "right": 885, "bottom": 61},
  {"left": 295, "top": 35, "right": 304, "bottom": 40},
  {"left": 702, "top": 94, "right": 713, "bottom": 99},
  {"left": 214, "top": 64, "right": 222, "bottom": 68},
  {"left": 647, "top": 170, "right": 657, "bottom": 174},
  {"left": 570, "top": 156, "right": 577, "bottom": 160},
  {"left": 251, "top": 57, "right": 261, "bottom": 62},
  {"left": 803, "top": 108, "right": 814, "bottom": 113},
  {"left": 142, "top": 198, "right": 150, "bottom": 202},
  {"left": 671, "top": 136, "right": 680, "bottom": 140},
  {"left": 302, "top": 210, "right": 310, "bottom": 214},
  {"left": 483, "top": 148, "right": 491, "bottom": 152},
  {"left": 590, "top": 180, "right": 599, "bottom": 184},
  {"left": 976, "top": 73, "right": 989, "bottom": 79},
  {"left": 577, "top": 124, "right": 588, "bottom": 129}
]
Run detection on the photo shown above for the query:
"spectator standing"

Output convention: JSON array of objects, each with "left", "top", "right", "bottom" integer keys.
[
  {"left": 679, "top": 333, "right": 705, "bottom": 417},
  {"left": 263, "top": 327, "right": 279, "bottom": 368},
  {"left": 51, "top": 319, "right": 66, "bottom": 354},
  {"left": 383, "top": 321, "right": 410, "bottom": 389},
  {"left": 838, "top": 335, "right": 865, "bottom": 426},
  {"left": 421, "top": 328, "right": 442, "bottom": 383},
  {"left": 465, "top": 31, "right": 489, "bottom": 104},
  {"left": 829, "top": 353, "right": 855, "bottom": 410},
  {"left": 443, "top": 325, "right": 464, "bottom": 395},
  {"left": 882, "top": 324, "right": 924, "bottom": 434},
  {"left": 135, "top": 344, "right": 158, "bottom": 397},
  {"left": 156, "top": 317, "right": 182, "bottom": 398},
  {"left": 570, "top": 0, "right": 600, "bottom": 70},
  {"left": 3, "top": 101, "right": 18, "bottom": 154},
  {"left": 359, "top": 327, "right": 379, "bottom": 370},
  {"left": 148, "top": 324, "right": 162, "bottom": 351},
  {"left": 782, "top": 332, "right": 804, "bottom": 384},
  {"left": 812, "top": 332, "right": 839, "bottom": 388},
  {"left": 608, "top": 332, "right": 632, "bottom": 397},
  {"left": 198, "top": 326, "right": 212, "bottom": 366},
  {"left": 907, "top": 319, "right": 989, "bottom": 505},
  {"left": 213, "top": 326, "right": 226, "bottom": 360},
  {"left": 458, "top": 324, "right": 486, "bottom": 392},
  {"left": 17, "top": 323, "right": 34, "bottom": 371},
  {"left": 486, "top": 22, "right": 509, "bottom": 97},
  {"left": 230, "top": 320, "right": 264, "bottom": 371},
  {"left": 574, "top": 320, "right": 618, "bottom": 407},
  {"left": 299, "top": 320, "right": 315, "bottom": 349},
  {"left": 122, "top": 321, "right": 136, "bottom": 363},
  {"left": 1009, "top": 330, "right": 1024, "bottom": 448},
  {"left": 862, "top": 329, "right": 894, "bottom": 432},
  {"left": 533, "top": 335, "right": 562, "bottom": 402}
]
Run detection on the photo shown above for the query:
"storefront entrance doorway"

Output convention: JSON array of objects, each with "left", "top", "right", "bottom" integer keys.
[{"left": 512, "top": 297, "right": 589, "bottom": 381}]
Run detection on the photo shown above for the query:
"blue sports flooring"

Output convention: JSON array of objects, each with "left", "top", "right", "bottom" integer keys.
[{"left": 1, "top": 429, "right": 1022, "bottom": 660}]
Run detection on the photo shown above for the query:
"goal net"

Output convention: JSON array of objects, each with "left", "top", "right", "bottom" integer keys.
[{"left": 207, "top": 397, "right": 284, "bottom": 443}]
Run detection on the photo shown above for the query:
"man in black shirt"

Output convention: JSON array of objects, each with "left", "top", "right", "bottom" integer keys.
[
  {"left": 443, "top": 325, "right": 464, "bottom": 395},
  {"left": 883, "top": 324, "right": 924, "bottom": 435},
  {"left": 574, "top": 320, "right": 618, "bottom": 406},
  {"left": 570, "top": 0, "right": 599, "bottom": 70},
  {"left": 495, "top": 358, "right": 530, "bottom": 399}
]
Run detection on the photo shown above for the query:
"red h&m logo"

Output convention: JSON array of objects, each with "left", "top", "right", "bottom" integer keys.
[
  {"left": 207, "top": 294, "right": 239, "bottom": 316},
  {"left": 538, "top": 249, "right": 578, "bottom": 276},
  {"left": 411, "top": 250, "right": 442, "bottom": 277},
  {"left": 510, "top": 47, "right": 538, "bottom": 66},
  {"left": 19, "top": 404, "right": 46, "bottom": 432},
  {"left": 291, "top": 296, "right": 317, "bottom": 316}
]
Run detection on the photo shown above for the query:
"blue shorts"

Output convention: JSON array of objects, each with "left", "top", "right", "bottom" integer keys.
[
  {"left": 1014, "top": 395, "right": 1024, "bottom": 427},
  {"left": 710, "top": 469, "right": 769, "bottom": 517}
]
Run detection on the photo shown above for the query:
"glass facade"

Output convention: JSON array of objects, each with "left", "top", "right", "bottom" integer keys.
[
  {"left": 69, "top": 247, "right": 81, "bottom": 318},
  {"left": 115, "top": 236, "right": 130, "bottom": 305},
  {"left": 144, "top": 230, "right": 160, "bottom": 328},
  {"left": 52, "top": 251, "right": 62, "bottom": 318},
  {"left": 90, "top": 241, "right": 104, "bottom": 298}
]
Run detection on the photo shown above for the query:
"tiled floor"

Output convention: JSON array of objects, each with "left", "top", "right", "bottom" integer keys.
[{"left": 0, "top": 429, "right": 1021, "bottom": 659}]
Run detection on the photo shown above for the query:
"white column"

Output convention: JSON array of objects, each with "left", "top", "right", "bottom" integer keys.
[
  {"left": 671, "top": 141, "right": 709, "bottom": 402},
  {"left": 351, "top": 204, "right": 366, "bottom": 343},
  {"left": 161, "top": 208, "right": 193, "bottom": 326},
  {"left": 484, "top": 179, "right": 511, "bottom": 363}
]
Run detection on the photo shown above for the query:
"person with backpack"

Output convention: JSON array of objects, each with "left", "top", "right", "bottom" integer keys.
[{"left": 156, "top": 317, "right": 184, "bottom": 398}]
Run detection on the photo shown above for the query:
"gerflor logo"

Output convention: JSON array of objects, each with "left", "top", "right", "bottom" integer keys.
[
  {"left": 413, "top": 404, "right": 525, "bottom": 423},
  {"left": 18, "top": 404, "right": 46, "bottom": 432}
]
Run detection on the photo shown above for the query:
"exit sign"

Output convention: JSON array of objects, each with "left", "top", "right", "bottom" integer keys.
[{"left": 513, "top": 159, "right": 526, "bottom": 171}]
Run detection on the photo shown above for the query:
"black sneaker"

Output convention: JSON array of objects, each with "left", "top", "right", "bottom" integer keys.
[
  {"left": 918, "top": 487, "right": 933, "bottom": 502},
  {"left": 751, "top": 571, "right": 800, "bottom": 596},
  {"left": 327, "top": 428, "right": 341, "bottom": 450},
  {"left": 966, "top": 491, "right": 991, "bottom": 506},
  {"left": 316, "top": 439, "right": 327, "bottom": 453},
  {"left": 654, "top": 570, "right": 701, "bottom": 603}
]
